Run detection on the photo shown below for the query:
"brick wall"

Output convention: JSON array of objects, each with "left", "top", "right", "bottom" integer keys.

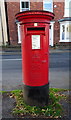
[
  {"left": 6, "top": 1, "right": 65, "bottom": 45},
  {"left": 7, "top": 1, "right": 43, "bottom": 45},
  {"left": 7, "top": 2, "right": 20, "bottom": 45},
  {"left": 53, "top": 2, "right": 64, "bottom": 45},
  {"left": 30, "top": 2, "right": 43, "bottom": 10}
]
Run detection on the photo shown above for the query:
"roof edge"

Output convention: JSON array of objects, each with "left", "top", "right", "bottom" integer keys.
[{"left": 58, "top": 17, "right": 71, "bottom": 22}]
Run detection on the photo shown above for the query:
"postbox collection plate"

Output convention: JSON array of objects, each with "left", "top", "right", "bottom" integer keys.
[{"left": 32, "top": 35, "right": 40, "bottom": 49}]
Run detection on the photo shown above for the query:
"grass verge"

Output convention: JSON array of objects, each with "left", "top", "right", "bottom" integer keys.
[{"left": 10, "top": 88, "right": 67, "bottom": 118}]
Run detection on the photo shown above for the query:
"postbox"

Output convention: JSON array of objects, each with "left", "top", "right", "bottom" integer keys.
[{"left": 15, "top": 10, "right": 54, "bottom": 106}]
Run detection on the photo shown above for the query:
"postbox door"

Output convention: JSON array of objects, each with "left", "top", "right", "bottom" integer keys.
[
  {"left": 31, "top": 34, "right": 48, "bottom": 86},
  {"left": 22, "top": 29, "right": 49, "bottom": 87}
]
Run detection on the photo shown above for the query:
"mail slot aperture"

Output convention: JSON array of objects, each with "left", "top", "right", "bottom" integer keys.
[
  {"left": 27, "top": 27, "right": 45, "bottom": 34},
  {"left": 27, "top": 27, "right": 45, "bottom": 31}
]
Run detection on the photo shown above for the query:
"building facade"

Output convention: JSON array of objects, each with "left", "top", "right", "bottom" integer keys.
[
  {"left": 0, "top": 0, "right": 8, "bottom": 46},
  {"left": 0, "top": 0, "right": 71, "bottom": 46}
]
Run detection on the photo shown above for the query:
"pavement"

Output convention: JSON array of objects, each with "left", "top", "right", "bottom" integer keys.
[
  {"left": 1, "top": 48, "right": 71, "bottom": 53},
  {"left": 0, "top": 47, "right": 71, "bottom": 119},
  {"left": 1, "top": 90, "right": 71, "bottom": 120}
]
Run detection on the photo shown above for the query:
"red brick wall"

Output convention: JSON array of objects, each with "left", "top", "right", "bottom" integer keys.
[
  {"left": 53, "top": 2, "right": 64, "bottom": 45},
  {"left": 30, "top": 2, "right": 43, "bottom": 10},
  {"left": 6, "top": 1, "right": 65, "bottom": 45},
  {"left": 7, "top": 2, "right": 20, "bottom": 45},
  {"left": 7, "top": 1, "right": 43, "bottom": 45}
]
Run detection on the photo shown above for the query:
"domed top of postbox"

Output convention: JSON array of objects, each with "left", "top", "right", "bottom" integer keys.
[{"left": 15, "top": 10, "right": 54, "bottom": 24}]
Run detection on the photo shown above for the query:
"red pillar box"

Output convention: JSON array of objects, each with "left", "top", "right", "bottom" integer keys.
[{"left": 15, "top": 11, "right": 54, "bottom": 106}]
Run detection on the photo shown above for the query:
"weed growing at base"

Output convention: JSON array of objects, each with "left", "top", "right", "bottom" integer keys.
[{"left": 11, "top": 88, "right": 66, "bottom": 118}]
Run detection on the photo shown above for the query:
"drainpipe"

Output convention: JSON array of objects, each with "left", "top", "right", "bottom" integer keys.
[{"left": 4, "top": 2, "right": 10, "bottom": 45}]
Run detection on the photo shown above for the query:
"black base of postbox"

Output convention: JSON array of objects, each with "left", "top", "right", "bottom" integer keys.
[{"left": 23, "top": 84, "right": 49, "bottom": 107}]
